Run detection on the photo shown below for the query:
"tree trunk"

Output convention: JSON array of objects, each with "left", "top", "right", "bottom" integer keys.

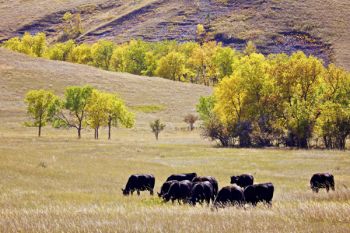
[
  {"left": 155, "top": 132, "right": 159, "bottom": 140},
  {"left": 298, "top": 136, "right": 309, "bottom": 149},
  {"left": 38, "top": 123, "right": 42, "bottom": 137},
  {"left": 108, "top": 120, "right": 112, "bottom": 140},
  {"left": 78, "top": 128, "right": 81, "bottom": 139},
  {"left": 38, "top": 115, "right": 42, "bottom": 137},
  {"left": 96, "top": 127, "right": 99, "bottom": 139}
]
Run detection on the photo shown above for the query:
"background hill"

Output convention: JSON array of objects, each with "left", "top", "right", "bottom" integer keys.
[
  {"left": 0, "top": 48, "right": 211, "bottom": 131},
  {"left": 0, "top": 0, "right": 349, "bottom": 70}
]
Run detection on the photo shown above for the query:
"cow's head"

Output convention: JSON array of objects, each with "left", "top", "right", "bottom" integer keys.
[
  {"left": 121, "top": 188, "right": 129, "bottom": 196},
  {"left": 162, "top": 193, "right": 171, "bottom": 202},
  {"left": 230, "top": 176, "right": 238, "bottom": 184}
]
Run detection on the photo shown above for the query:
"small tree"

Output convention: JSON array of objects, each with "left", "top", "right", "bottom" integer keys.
[
  {"left": 86, "top": 90, "right": 135, "bottom": 139},
  {"left": 24, "top": 90, "right": 60, "bottom": 137},
  {"left": 106, "top": 94, "right": 135, "bottom": 140},
  {"left": 60, "top": 12, "right": 83, "bottom": 41},
  {"left": 184, "top": 114, "right": 198, "bottom": 131},
  {"left": 86, "top": 90, "right": 108, "bottom": 139},
  {"left": 196, "top": 24, "right": 206, "bottom": 44},
  {"left": 244, "top": 41, "right": 257, "bottom": 55},
  {"left": 54, "top": 85, "right": 93, "bottom": 138},
  {"left": 150, "top": 119, "right": 165, "bottom": 140}
]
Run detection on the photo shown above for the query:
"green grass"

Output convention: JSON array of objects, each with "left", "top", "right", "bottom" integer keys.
[{"left": 130, "top": 104, "right": 166, "bottom": 113}]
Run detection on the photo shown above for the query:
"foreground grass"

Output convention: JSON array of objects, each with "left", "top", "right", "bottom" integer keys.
[{"left": 0, "top": 127, "right": 349, "bottom": 233}]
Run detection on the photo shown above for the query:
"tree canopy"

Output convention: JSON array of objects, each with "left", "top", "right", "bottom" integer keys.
[{"left": 24, "top": 90, "right": 60, "bottom": 137}]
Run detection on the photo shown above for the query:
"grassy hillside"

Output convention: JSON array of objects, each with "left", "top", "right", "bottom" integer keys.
[
  {"left": 0, "top": 0, "right": 349, "bottom": 70},
  {"left": 0, "top": 47, "right": 350, "bottom": 233},
  {"left": 0, "top": 48, "right": 211, "bottom": 130}
]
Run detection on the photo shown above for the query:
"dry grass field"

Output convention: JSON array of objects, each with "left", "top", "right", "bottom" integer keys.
[{"left": 0, "top": 49, "right": 350, "bottom": 232}]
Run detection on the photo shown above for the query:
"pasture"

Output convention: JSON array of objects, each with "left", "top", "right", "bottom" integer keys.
[
  {"left": 0, "top": 49, "right": 349, "bottom": 232},
  {"left": 0, "top": 128, "right": 349, "bottom": 233}
]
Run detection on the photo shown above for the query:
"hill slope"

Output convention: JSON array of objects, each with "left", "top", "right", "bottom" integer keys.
[
  {"left": 0, "top": 48, "right": 211, "bottom": 129},
  {"left": 0, "top": 0, "right": 349, "bottom": 69}
]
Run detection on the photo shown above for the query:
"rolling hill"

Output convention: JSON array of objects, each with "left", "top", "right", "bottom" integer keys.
[
  {"left": 0, "top": 48, "right": 211, "bottom": 130},
  {"left": 0, "top": 0, "right": 349, "bottom": 70}
]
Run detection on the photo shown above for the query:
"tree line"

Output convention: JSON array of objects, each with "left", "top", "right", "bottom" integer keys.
[
  {"left": 3, "top": 32, "right": 252, "bottom": 86},
  {"left": 24, "top": 86, "right": 135, "bottom": 139},
  {"left": 196, "top": 52, "right": 350, "bottom": 150}
]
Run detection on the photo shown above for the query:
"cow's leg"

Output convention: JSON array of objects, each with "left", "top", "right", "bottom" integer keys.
[
  {"left": 131, "top": 190, "right": 134, "bottom": 196},
  {"left": 326, "top": 186, "right": 330, "bottom": 192},
  {"left": 137, "top": 190, "right": 140, "bottom": 196},
  {"left": 150, "top": 189, "right": 154, "bottom": 196},
  {"left": 206, "top": 198, "right": 210, "bottom": 206},
  {"left": 267, "top": 201, "right": 272, "bottom": 208}
]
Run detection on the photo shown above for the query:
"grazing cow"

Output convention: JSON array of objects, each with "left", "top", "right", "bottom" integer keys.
[
  {"left": 166, "top": 173, "right": 197, "bottom": 182},
  {"left": 244, "top": 183, "right": 274, "bottom": 206},
  {"left": 122, "top": 174, "right": 155, "bottom": 196},
  {"left": 230, "top": 174, "right": 254, "bottom": 188},
  {"left": 192, "top": 176, "right": 219, "bottom": 196},
  {"left": 189, "top": 181, "right": 215, "bottom": 206},
  {"left": 158, "top": 180, "right": 177, "bottom": 197},
  {"left": 163, "top": 180, "right": 193, "bottom": 204},
  {"left": 310, "top": 173, "right": 335, "bottom": 193},
  {"left": 213, "top": 185, "right": 245, "bottom": 208}
]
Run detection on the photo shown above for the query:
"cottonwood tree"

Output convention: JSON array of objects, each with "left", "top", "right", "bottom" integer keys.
[
  {"left": 91, "top": 40, "right": 114, "bottom": 70},
  {"left": 316, "top": 64, "right": 350, "bottom": 149},
  {"left": 24, "top": 90, "right": 60, "bottom": 137},
  {"left": 244, "top": 41, "right": 257, "bottom": 55},
  {"left": 4, "top": 32, "right": 47, "bottom": 57},
  {"left": 54, "top": 85, "right": 94, "bottom": 139},
  {"left": 150, "top": 119, "right": 165, "bottom": 140},
  {"left": 105, "top": 94, "right": 134, "bottom": 140},
  {"left": 86, "top": 90, "right": 108, "bottom": 139},
  {"left": 86, "top": 90, "right": 134, "bottom": 139},
  {"left": 184, "top": 114, "right": 198, "bottom": 131},
  {"left": 155, "top": 52, "right": 187, "bottom": 81},
  {"left": 196, "top": 24, "right": 206, "bottom": 44},
  {"left": 60, "top": 12, "right": 83, "bottom": 41}
]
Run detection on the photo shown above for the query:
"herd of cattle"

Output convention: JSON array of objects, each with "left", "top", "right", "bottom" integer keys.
[{"left": 121, "top": 172, "right": 335, "bottom": 208}]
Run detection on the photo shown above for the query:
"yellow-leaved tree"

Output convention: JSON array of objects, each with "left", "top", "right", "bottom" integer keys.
[
  {"left": 24, "top": 90, "right": 60, "bottom": 137},
  {"left": 86, "top": 90, "right": 134, "bottom": 139}
]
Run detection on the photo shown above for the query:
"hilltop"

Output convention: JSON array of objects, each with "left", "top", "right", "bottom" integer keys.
[{"left": 0, "top": 0, "right": 349, "bottom": 70}]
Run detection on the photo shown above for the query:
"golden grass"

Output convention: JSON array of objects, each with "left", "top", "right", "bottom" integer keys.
[{"left": 0, "top": 50, "right": 349, "bottom": 232}]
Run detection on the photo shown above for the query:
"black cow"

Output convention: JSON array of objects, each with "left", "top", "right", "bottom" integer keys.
[
  {"left": 230, "top": 174, "right": 254, "bottom": 188},
  {"left": 122, "top": 174, "right": 155, "bottom": 196},
  {"left": 189, "top": 181, "right": 215, "bottom": 206},
  {"left": 157, "top": 180, "right": 176, "bottom": 197},
  {"left": 163, "top": 180, "right": 193, "bottom": 204},
  {"left": 244, "top": 183, "right": 274, "bottom": 206},
  {"left": 213, "top": 185, "right": 245, "bottom": 208},
  {"left": 192, "top": 176, "right": 219, "bottom": 196},
  {"left": 310, "top": 173, "right": 335, "bottom": 193},
  {"left": 166, "top": 173, "right": 197, "bottom": 182}
]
